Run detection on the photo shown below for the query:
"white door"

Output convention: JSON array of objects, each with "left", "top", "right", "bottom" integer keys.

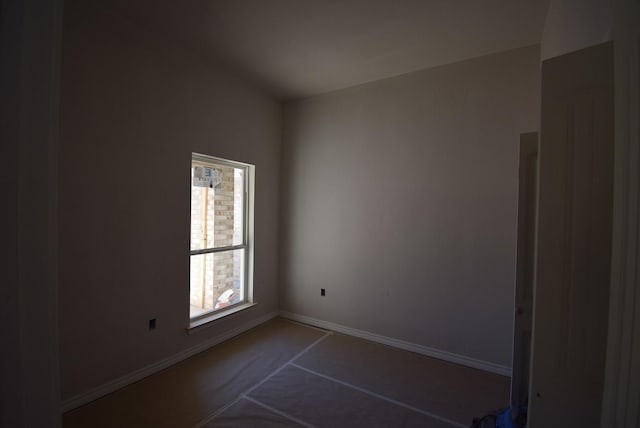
[{"left": 528, "top": 42, "right": 614, "bottom": 428}]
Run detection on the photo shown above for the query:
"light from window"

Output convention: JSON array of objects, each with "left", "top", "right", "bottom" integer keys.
[{"left": 189, "top": 153, "right": 253, "bottom": 322}]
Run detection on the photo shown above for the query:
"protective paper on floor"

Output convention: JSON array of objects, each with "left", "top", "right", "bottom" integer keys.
[
  {"left": 294, "top": 333, "right": 509, "bottom": 425},
  {"left": 63, "top": 319, "right": 325, "bottom": 428},
  {"left": 247, "top": 365, "right": 454, "bottom": 428},
  {"left": 64, "top": 319, "right": 510, "bottom": 428},
  {"left": 205, "top": 398, "right": 303, "bottom": 427}
]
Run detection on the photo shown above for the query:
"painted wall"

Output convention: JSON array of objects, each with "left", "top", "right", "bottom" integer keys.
[
  {"left": 281, "top": 45, "right": 540, "bottom": 369},
  {"left": 541, "top": 0, "right": 613, "bottom": 60},
  {"left": 59, "top": 2, "right": 281, "bottom": 400}
]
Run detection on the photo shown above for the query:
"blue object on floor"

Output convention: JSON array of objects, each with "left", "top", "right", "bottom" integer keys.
[
  {"left": 472, "top": 405, "right": 527, "bottom": 428},
  {"left": 496, "top": 407, "right": 517, "bottom": 428}
]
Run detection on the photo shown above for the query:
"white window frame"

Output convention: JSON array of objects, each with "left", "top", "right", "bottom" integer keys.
[{"left": 188, "top": 153, "right": 255, "bottom": 330}]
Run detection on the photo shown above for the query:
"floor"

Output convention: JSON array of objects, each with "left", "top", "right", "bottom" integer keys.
[{"left": 63, "top": 318, "right": 509, "bottom": 427}]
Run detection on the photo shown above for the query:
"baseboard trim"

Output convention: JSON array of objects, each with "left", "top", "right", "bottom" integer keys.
[
  {"left": 279, "top": 311, "right": 512, "bottom": 377},
  {"left": 61, "top": 311, "right": 279, "bottom": 413}
]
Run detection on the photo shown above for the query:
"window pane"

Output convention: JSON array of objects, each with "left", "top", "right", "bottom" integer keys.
[
  {"left": 189, "top": 249, "right": 245, "bottom": 318},
  {"left": 190, "top": 161, "right": 244, "bottom": 251}
]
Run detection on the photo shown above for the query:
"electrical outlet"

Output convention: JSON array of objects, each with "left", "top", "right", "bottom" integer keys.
[
  {"left": 321, "top": 288, "right": 326, "bottom": 296},
  {"left": 148, "top": 318, "right": 157, "bottom": 330}
]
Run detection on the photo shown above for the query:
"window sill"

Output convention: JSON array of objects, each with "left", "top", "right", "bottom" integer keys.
[{"left": 186, "top": 302, "right": 257, "bottom": 334}]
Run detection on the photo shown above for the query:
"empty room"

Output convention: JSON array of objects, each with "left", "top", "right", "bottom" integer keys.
[{"left": 3, "top": 0, "right": 639, "bottom": 428}]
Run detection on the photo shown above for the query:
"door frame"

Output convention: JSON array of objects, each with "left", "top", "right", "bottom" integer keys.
[
  {"left": 1, "top": 0, "right": 63, "bottom": 426},
  {"left": 601, "top": 0, "right": 640, "bottom": 426},
  {"left": 511, "top": 132, "right": 538, "bottom": 408}
]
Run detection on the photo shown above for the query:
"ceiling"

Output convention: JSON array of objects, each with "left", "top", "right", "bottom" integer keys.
[{"left": 102, "top": 0, "right": 550, "bottom": 100}]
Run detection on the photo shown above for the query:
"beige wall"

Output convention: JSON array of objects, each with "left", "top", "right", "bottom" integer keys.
[
  {"left": 59, "top": 2, "right": 281, "bottom": 399},
  {"left": 281, "top": 45, "right": 540, "bottom": 368},
  {"left": 541, "top": 0, "right": 613, "bottom": 60}
]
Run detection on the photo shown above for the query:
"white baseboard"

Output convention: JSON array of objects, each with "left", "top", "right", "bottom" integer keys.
[
  {"left": 279, "top": 311, "right": 512, "bottom": 377},
  {"left": 61, "top": 311, "right": 278, "bottom": 413}
]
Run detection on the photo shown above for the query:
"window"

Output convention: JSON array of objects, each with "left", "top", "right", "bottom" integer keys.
[{"left": 189, "top": 153, "right": 254, "bottom": 326}]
